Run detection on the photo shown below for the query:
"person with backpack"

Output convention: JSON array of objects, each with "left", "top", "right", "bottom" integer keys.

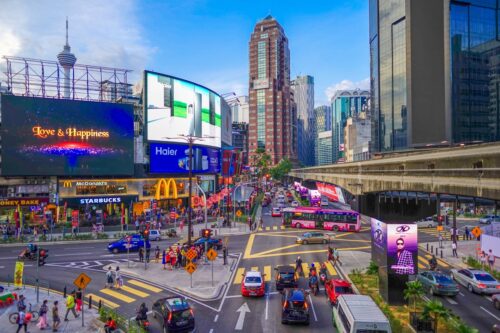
[
  {"left": 37, "top": 299, "right": 49, "bottom": 329},
  {"left": 64, "top": 291, "right": 79, "bottom": 321},
  {"left": 106, "top": 266, "right": 114, "bottom": 288},
  {"left": 15, "top": 307, "right": 28, "bottom": 333},
  {"left": 115, "top": 266, "right": 123, "bottom": 289}
]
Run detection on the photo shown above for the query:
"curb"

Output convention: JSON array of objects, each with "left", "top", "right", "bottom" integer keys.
[
  {"left": 418, "top": 245, "right": 467, "bottom": 269},
  {"left": 334, "top": 262, "right": 361, "bottom": 295},
  {"left": 0, "top": 238, "right": 115, "bottom": 248}
]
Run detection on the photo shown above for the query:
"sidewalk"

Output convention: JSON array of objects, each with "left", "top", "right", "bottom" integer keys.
[
  {"left": 0, "top": 285, "right": 101, "bottom": 333},
  {"left": 176, "top": 221, "right": 250, "bottom": 240},
  {"left": 421, "top": 239, "right": 500, "bottom": 271},
  {"left": 111, "top": 254, "right": 237, "bottom": 300},
  {"left": 335, "top": 250, "right": 371, "bottom": 294}
]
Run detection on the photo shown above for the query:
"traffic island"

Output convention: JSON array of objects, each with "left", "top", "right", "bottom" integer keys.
[{"left": 106, "top": 255, "right": 237, "bottom": 301}]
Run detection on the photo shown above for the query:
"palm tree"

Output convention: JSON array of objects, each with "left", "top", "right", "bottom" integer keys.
[
  {"left": 422, "top": 300, "right": 451, "bottom": 333},
  {"left": 452, "top": 321, "right": 478, "bottom": 333},
  {"left": 404, "top": 280, "right": 425, "bottom": 313}
]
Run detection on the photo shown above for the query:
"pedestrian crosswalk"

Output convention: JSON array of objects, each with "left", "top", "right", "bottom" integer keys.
[
  {"left": 46, "top": 259, "right": 130, "bottom": 270},
  {"left": 257, "top": 225, "right": 287, "bottom": 232},
  {"left": 418, "top": 228, "right": 476, "bottom": 241},
  {"left": 233, "top": 261, "right": 338, "bottom": 285},
  {"left": 86, "top": 278, "right": 162, "bottom": 310}
]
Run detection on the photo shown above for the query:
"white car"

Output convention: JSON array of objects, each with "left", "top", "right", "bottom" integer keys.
[
  {"left": 416, "top": 219, "right": 438, "bottom": 228},
  {"left": 479, "top": 215, "right": 500, "bottom": 224},
  {"left": 149, "top": 229, "right": 162, "bottom": 241},
  {"left": 291, "top": 201, "right": 299, "bottom": 207}
]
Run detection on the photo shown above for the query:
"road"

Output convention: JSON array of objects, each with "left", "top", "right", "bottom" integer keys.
[{"left": 0, "top": 195, "right": 497, "bottom": 332}]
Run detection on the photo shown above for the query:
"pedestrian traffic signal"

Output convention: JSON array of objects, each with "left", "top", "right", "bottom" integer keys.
[
  {"left": 202, "top": 229, "right": 212, "bottom": 238},
  {"left": 38, "top": 249, "right": 46, "bottom": 266},
  {"left": 143, "top": 229, "right": 150, "bottom": 240}
]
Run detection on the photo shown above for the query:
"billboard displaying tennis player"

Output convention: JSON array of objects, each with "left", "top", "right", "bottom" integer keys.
[
  {"left": 145, "top": 71, "right": 221, "bottom": 148},
  {"left": 387, "top": 224, "right": 418, "bottom": 275}
]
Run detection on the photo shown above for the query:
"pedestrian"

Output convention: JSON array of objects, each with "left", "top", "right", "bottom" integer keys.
[
  {"left": 15, "top": 307, "right": 28, "bottom": 333},
  {"left": 37, "top": 299, "right": 49, "bottom": 330},
  {"left": 104, "top": 316, "right": 117, "bottom": 333},
  {"left": 438, "top": 233, "right": 444, "bottom": 248},
  {"left": 138, "top": 247, "right": 144, "bottom": 262},
  {"left": 155, "top": 246, "right": 160, "bottom": 263},
  {"left": 106, "top": 266, "right": 114, "bottom": 288},
  {"left": 480, "top": 251, "right": 487, "bottom": 269},
  {"left": 135, "top": 219, "right": 140, "bottom": 232},
  {"left": 64, "top": 291, "right": 79, "bottom": 321},
  {"left": 464, "top": 226, "right": 470, "bottom": 241},
  {"left": 488, "top": 249, "right": 496, "bottom": 271},
  {"left": 145, "top": 247, "right": 151, "bottom": 263},
  {"left": 17, "top": 294, "right": 26, "bottom": 311},
  {"left": 75, "top": 288, "right": 83, "bottom": 312},
  {"left": 170, "top": 250, "right": 177, "bottom": 269},
  {"left": 451, "top": 242, "right": 458, "bottom": 258},
  {"left": 115, "top": 267, "right": 123, "bottom": 289},
  {"left": 162, "top": 249, "right": 167, "bottom": 270},
  {"left": 177, "top": 249, "right": 182, "bottom": 269},
  {"left": 52, "top": 300, "right": 61, "bottom": 332},
  {"left": 333, "top": 247, "right": 342, "bottom": 266}
]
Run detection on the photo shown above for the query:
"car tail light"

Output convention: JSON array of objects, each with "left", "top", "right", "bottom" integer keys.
[
  {"left": 304, "top": 302, "right": 308, "bottom": 309},
  {"left": 282, "top": 301, "right": 287, "bottom": 309},
  {"left": 496, "top": 285, "right": 500, "bottom": 289},
  {"left": 478, "top": 283, "right": 487, "bottom": 289},
  {"left": 277, "top": 274, "right": 281, "bottom": 280},
  {"left": 190, "top": 309, "right": 194, "bottom": 317},
  {"left": 167, "top": 312, "right": 172, "bottom": 324},
  {"left": 436, "top": 284, "right": 442, "bottom": 289}
]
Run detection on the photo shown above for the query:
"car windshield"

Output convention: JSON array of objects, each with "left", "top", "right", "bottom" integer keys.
[
  {"left": 474, "top": 273, "right": 496, "bottom": 282},
  {"left": 280, "top": 273, "right": 294, "bottom": 279},
  {"left": 335, "top": 286, "right": 353, "bottom": 293},
  {"left": 172, "top": 309, "right": 192, "bottom": 320},
  {"left": 434, "top": 275, "right": 453, "bottom": 283},
  {"left": 245, "top": 276, "right": 262, "bottom": 283}
]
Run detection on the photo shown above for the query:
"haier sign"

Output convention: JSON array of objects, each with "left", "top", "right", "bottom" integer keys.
[{"left": 150, "top": 142, "right": 220, "bottom": 174}]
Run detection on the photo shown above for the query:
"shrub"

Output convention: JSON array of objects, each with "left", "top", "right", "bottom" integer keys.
[{"left": 96, "top": 233, "right": 109, "bottom": 239}]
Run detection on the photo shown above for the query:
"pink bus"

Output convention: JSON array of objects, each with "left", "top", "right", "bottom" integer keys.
[{"left": 282, "top": 207, "right": 361, "bottom": 232}]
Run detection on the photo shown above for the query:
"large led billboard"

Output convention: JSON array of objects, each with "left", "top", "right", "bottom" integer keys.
[
  {"left": 1, "top": 95, "right": 134, "bottom": 176},
  {"left": 145, "top": 71, "right": 221, "bottom": 148},
  {"left": 387, "top": 224, "right": 418, "bottom": 275},
  {"left": 149, "top": 142, "right": 220, "bottom": 174}
]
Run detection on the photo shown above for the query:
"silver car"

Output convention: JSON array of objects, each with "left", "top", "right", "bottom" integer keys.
[
  {"left": 148, "top": 229, "right": 162, "bottom": 241},
  {"left": 479, "top": 215, "right": 500, "bottom": 224},
  {"left": 450, "top": 268, "right": 500, "bottom": 295}
]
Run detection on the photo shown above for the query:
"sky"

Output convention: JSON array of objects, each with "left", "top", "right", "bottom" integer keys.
[{"left": 0, "top": 0, "right": 369, "bottom": 106}]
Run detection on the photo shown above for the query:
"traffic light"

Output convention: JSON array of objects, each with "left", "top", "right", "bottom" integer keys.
[
  {"left": 142, "top": 229, "right": 150, "bottom": 241},
  {"left": 202, "top": 229, "right": 212, "bottom": 238},
  {"left": 38, "top": 249, "right": 46, "bottom": 266}
]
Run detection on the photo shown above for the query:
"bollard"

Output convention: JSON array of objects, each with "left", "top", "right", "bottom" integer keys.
[
  {"left": 63, "top": 286, "right": 67, "bottom": 298},
  {"left": 435, "top": 247, "right": 438, "bottom": 255},
  {"left": 431, "top": 245, "right": 434, "bottom": 253},
  {"left": 88, "top": 295, "right": 92, "bottom": 309},
  {"left": 426, "top": 243, "right": 429, "bottom": 251},
  {"left": 98, "top": 300, "right": 102, "bottom": 310},
  {"left": 440, "top": 250, "right": 443, "bottom": 259}
]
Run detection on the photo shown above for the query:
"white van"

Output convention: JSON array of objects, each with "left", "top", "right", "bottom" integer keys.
[{"left": 333, "top": 295, "right": 391, "bottom": 333}]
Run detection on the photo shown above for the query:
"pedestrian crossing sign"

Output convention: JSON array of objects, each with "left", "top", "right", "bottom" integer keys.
[
  {"left": 74, "top": 272, "right": 91, "bottom": 289},
  {"left": 185, "top": 262, "right": 196, "bottom": 274},
  {"left": 186, "top": 248, "right": 197, "bottom": 261},
  {"left": 236, "top": 210, "right": 242, "bottom": 217},
  {"left": 436, "top": 225, "right": 444, "bottom": 231},
  {"left": 206, "top": 248, "right": 217, "bottom": 261},
  {"left": 471, "top": 226, "right": 482, "bottom": 238}
]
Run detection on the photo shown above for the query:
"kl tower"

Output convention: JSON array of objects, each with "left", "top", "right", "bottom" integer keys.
[{"left": 57, "top": 18, "right": 77, "bottom": 98}]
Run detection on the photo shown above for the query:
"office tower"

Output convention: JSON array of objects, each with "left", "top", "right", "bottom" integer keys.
[
  {"left": 231, "top": 96, "right": 249, "bottom": 124},
  {"left": 331, "top": 89, "right": 369, "bottom": 163},
  {"left": 314, "top": 105, "right": 332, "bottom": 165},
  {"left": 370, "top": 0, "right": 500, "bottom": 153},
  {"left": 344, "top": 110, "right": 372, "bottom": 162},
  {"left": 248, "top": 15, "right": 294, "bottom": 165},
  {"left": 291, "top": 75, "right": 315, "bottom": 166},
  {"left": 317, "top": 131, "right": 333, "bottom": 165}
]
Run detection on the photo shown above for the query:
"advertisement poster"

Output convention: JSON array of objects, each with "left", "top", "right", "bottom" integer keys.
[
  {"left": 1, "top": 95, "right": 134, "bottom": 176},
  {"left": 14, "top": 261, "right": 24, "bottom": 288},
  {"left": 387, "top": 224, "right": 418, "bottom": 275},
  {"left": 371, "top": 218, "right": 387, "bottom": 263},
  {"left": 221, "top": 100, "right": 232, "bottom": 146},
  {"left": 222, "top": 149, "right": 243, "bottom": 177},
  {"left": 146, "top": 71, "right": 222, "bottom": 148},
  {"left": 316, "top": 182, "right": 340, "bottom": 202},
  {"left": 150, "top": 142, "right": 220, "bottom": 174}
]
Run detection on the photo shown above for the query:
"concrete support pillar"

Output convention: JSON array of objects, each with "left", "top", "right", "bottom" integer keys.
[
  {"left": 437, "top": 194, "right": 441, "bottom": 226},
  {"left": 452, "top": 198, "right": 458, "bottom": 242}
]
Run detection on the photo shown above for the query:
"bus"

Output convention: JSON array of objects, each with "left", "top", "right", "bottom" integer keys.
[{"left": 282, "top": 207, "right": 361, "bottom": 232}]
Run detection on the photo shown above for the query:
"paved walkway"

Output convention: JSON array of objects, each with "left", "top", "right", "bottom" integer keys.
[{"left": 0, "top": 285, "right": 101, "bottom": 333}]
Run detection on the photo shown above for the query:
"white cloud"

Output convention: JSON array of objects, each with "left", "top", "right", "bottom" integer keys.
[
  {"left": 325, "top": 77, "right": 370, "bottom": 102},
  {"left": 0, "top": 0, "right": 155, "bottom": 83}
]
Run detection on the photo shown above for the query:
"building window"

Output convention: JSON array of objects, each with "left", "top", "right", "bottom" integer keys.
[
  {"left": 258, "top": 41, "right": 267, "bottom": 79},
  {"left": 257, "top": 90, "right": 266, "bottom": 148}
]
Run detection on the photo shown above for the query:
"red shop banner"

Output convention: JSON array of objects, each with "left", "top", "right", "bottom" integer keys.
[{"left": 315, "top": 182, "right": 339, "bottom": 202}]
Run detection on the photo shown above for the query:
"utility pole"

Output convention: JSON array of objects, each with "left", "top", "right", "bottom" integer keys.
[{"left": 188, "top": 138, "right": 193, "bottom": 246}]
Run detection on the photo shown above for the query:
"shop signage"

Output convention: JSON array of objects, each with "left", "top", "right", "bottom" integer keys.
[
  {"left": 79, "top": 197, "right": 123, "bottom": 204},
  {"left": 0, "top": 198, "right": 49, "bottom": 207},
  {"left": 60, "top": 195, "right": 138, "bottom": 206},
  {"left": 149, "top": 142, "right": 220, "bottom": 174},
  {"left": 61, "top": 181, "right": 109, "bottom": 188},
  {"left": 155, "top": 178, "right": 178, "bottom": 200}
]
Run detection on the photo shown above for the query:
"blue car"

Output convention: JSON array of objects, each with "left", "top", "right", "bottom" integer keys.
[
  {"left": 191, "top": 237, "right": 223, "bottom": 250},
  {"left": 416, "top": 271, "right": 459, "bottom": 296},
  {"left": 107, "top": 234, "right": 151, "bottom": 254}
]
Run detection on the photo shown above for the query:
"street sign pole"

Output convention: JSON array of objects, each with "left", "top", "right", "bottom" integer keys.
[
  {"left": 191, "top": 272, "right": 193, "bottom": 288},
  {"left": 81, "top": 288, "right": 84, "bottom": 327},
  {"left": 211, "top": 258, "right": 214, "bottom": 287}
]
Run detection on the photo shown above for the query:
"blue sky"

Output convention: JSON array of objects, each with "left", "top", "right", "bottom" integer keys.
[{"left": 0, "top": 0, "right": 369, "bottom": 106}]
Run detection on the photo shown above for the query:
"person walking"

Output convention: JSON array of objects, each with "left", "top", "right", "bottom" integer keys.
[
  {"left": 75, "top": 288, "right": 83, "bottom": 312},
  {"left": 333, "top": 247, "right": 342, "bottom": 266},
  {"left": 106, "top": 266, "right": 114, "bottom": 288},
  {"left": 115, "top": 267, "right": 123, "bottom": 289},
  {"left": 15, "top": 307, "right": 28, "bottom": 333},
  {"left": 438, "top": 233, "right": 444, "bottom": 248},
  {"left": 145, "top": 247, "right": 151, "bottom": 263},
  {"left": 488, "top": 249, "right": 496, "bottom": 271},
  {"left": 480, "top": 251, "right": 487, "bottom": 269},
  {"left": 37, "top": 299, "right": 49, "bottom": 330},
  {"left": 162, "top": 249, "right": 167, "bottom": 270},
  {"left": 154, "top": 246, "right": 160, "bottom": 263},
  {"left": 170, "top": 249, "right": 177, "bottom": 269},
  {"left": 138, "top": 247, "right": 144, "bottom": 262},
  {"left": 52, "top": 300, "right": 61, "bottom": 332},
  {"left": 464, "top": 226, "right": 470, "bottom": 241},
  {"left": 64, "top": 291, "right": 79, "bottom": 321},
  {"left": 451, "top": 241, "right": 458, "bottom": 258}
]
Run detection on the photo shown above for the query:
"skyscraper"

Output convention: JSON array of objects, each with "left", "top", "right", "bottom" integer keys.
[
  {"left": 331, "top": 89, "right": 369, "bottom": 163},
  {"left": 313, "top": 105, "right": 332, "bottom": 165},
  {"left": 291, "top": 75, "right": 315, "bottom": 166},
  {"left": 370, "top": 0, "right": 500, "bottom": 153},
  {"left": 248, "top": 15, "right": 294, "bottom": 165}
]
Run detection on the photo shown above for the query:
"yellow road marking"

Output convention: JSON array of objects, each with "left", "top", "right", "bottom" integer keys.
[
  {"left": 251, "top": 266, "right": 259, "bottom": 272},
  {"left": 100, "top": 288, "right": 135, "bottom": 303},
  {"left": 258, "top": 227, "right": 263, "bottom": 231},
  {"left": 243, "top": 234, "right": 256, "bottom": 259},
  {"left": 265, "top": 227, "right": 270, "bottom": 231},
  {"left": 249, "top": 243, "right": 301, "bottom": 257},
  {"left": 418, "top": 256, "right": 429, "bottom": 265},
  {"left": 325, "top": 261, "right": 337, "bottom": 276},
  {"left": 418, "top": 262, "right": 426, "bottom": 269},
  {"left": 127, "top": 280, "right": 162, "bottom": 293},
  {"left": 280, "top": 226, "right": 285, "bottom": 230},
  {"left": 264, "top": 266, "right": 271, "bottom": 282},
  {"left": 234, "top": 268, "right": 245, "bottom": 284},
  {"left": 246, "top": 246, "right": 371, "bottom": 259},
  {"left": 437, "top": 259, "right": 450, "bottom": 268},
  {"left": 257, "top": 234, "right": 298, "bottom": 239},
  {"left": 273, "top": 226, "right": 278, "bottom": 230},
  {"left": 120, "top": 285, "right": 149, "bottom": 298},
  {"left": 329, "top": 239, "right": 371, "bottom": 243},
  {"left": 86, "top": 294, "right": 119, "bottom": 309},
  {"left": 301, "top": 263, "right": 310, "bottom": 276}
]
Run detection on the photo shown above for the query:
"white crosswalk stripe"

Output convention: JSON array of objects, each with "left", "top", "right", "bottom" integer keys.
[{"left": 46, "top": 259, "right": 130, "bottom": 269}]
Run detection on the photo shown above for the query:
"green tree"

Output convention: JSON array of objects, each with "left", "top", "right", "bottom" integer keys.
[
  {"left": 422, "top": 300, "right": 451, "bottom": 333},
  {"left": 452, "top": 321, "right": 478, "bottom": 333},
  {"left": 253, "top": 148, "right": 272, "bottom": 177},
  {"left": 270, "top": 158, "right": 292, "bottom": 181},
  {"left": 404, "top": 280, "right": 425, "bottom": 313}
]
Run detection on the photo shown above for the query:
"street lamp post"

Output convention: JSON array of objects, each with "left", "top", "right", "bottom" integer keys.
[
  {"left": 232, "top": 181, "right": 256, "bottom": 223},
  {"left": 195, "top": 183, "right": 208, "bottom": 229}
]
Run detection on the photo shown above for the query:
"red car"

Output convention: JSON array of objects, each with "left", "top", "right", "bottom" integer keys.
[
  {"left": 325, "top": 279, "right": 354, "bottom": 305},
  {"left": 241, "top": 270, "right": 266, "bottom": 297}
]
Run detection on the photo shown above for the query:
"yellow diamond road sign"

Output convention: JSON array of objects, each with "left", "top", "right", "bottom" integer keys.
[
  {"left": 185, "top": 262, "right": 197, "bottom": 275},
  {"left": 186, "top": 248, "right": 197, "bottom": 261},
  {"left": 236, "top": 210, "right": 242, "bottom": 217},
  {"left": 471, "top": 227, "right": 482, "bottom": 238},
  {"left": 206, "top": 248, "right": 217, "bottom": 261},
  {"left": 74, "top": 272, "right": 92, "bottom": 289}
]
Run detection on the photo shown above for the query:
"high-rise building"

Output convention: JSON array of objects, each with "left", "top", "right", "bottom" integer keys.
[
  {"left": 291, "top": 75, "right": 315, "bottom": 166},
  {"left": 317, "top": 131, "right": 333, "bottom": 165},
  {"left": 231, "top": 96, "right": 249, "bottom": 124},
  {"left": 248, "top": 15, "right": 293, "bottom": 165},
  {"left": 345, "top": 111, "right": 372, "bottom": 162},
  {"left": 370, "top": 0, "right": 500, "bottom": 153},
  {"left": 331, "top": 89, "right": 369, "bottom": 163},
  {"left": 232, "top": 122, "right": 249, "bottom": 165},
  {"left": 314, "top": 105, "right": 332, "bottom": 165}
]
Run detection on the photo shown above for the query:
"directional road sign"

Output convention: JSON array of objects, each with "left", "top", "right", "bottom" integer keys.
[
  {"left": 74, "top": 272, "right": 92, "bottom": 289},
  {"left": 206, "top": 248, "right": 217, "bottom": 261},
  {"left": 185, "top": 262, "right": 197, "bottom": 275}
]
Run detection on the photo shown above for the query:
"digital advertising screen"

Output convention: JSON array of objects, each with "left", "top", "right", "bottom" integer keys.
[
  {"left": 387, "top": 223, "right": 418, "bottom": 275},
  {"left": 371, "top": 218, "right": 387, "bottom": 265},
  {"left": 1, "top": 95, "right": 134, "bottom": 176},
  {"left": 145, "top": 71, "right": 222, "bottom": 148},
  {"left": 149, "top": 142, "right": 220, "bottom": 174}
]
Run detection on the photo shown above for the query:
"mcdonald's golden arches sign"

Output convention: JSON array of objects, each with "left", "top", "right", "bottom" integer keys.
[{"left": 155, "top": 178, "right": 178, "bottom": 200}]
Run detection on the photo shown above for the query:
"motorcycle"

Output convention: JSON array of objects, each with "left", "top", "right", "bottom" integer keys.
[
  {"left": 138, "top": 319, "right": 150, "bottom": 332},
  {"left": 320, "top": 273, "right": 327, "bottom": 285},
  {"left": 309, "top": 277, "right": 319, "bottom": 296},
  {"left": 429, "top": 261, "right": 437, "bottom": 271}
]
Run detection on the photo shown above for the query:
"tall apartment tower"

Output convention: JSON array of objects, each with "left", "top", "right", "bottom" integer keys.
[
  {"left": 291, "top": 75, "right": 315, "bottom": 166},
  {"left": 248, "top": 15, "right": 293, "bottom": 165}
]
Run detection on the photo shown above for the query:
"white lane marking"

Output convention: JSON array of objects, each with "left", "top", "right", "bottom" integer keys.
[
  {"left": 225, "top": 295, "right": 243, "bottom": 299},
  {"left": 459, "top": 292, "right": 465, "bottom": 297},
  {"left": 444, "top": 297, "right": 458, "bottom": 305},
  {"left": 24, "top": 264, "right": 33, "bottom": 267},
  {"left": 308, "top": 294, "right": 318, "bottom": 322},
  {"left": 82, "top": 262, "right": 89, "bottom": 266},
  {"left": 0, "top": 266, "right": 4, "bottom": 269},
  {"left": 480, "top": 306, "right": 500, "bottom": 321},
  {"left": 265, "top": 292, "right": 269, "bottom": 320},
  {"left": 63, "top": 247, "right": 96, "bottom": 250},
  {"left": 209, "top": 329, "right": 214, "bottom": 333},
  {"left": 0, "top": 257, "right": 17, "bottom": 260},
  {"left": 483, "top": 295, "right": 493, "bottom": 302},
  {"left": 54, "top": 252, "right": 92, "bottom": 257},
  {"left": 95, "top": 261, "right": 103, "bottom": 266},
  {"left": 214, "top": 314, "right": 219, "bottom": 323},
  {"left": 235, "top": 302, "right": 250, "bottom": 331}
]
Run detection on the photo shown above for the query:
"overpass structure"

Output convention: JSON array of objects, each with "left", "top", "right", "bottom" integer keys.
[{"left": 289, "top": 142, "right": 500, "bottom": 201}]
